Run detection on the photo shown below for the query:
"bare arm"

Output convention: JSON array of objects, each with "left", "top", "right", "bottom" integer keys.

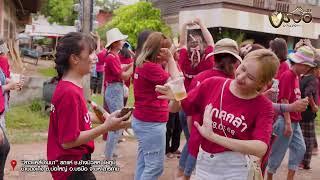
[
  {"left": 167, "top": 57, "right": 180, "bottom": 79},
  {"left": 62, "top": 124, "right": 108, "bottom": 149},
  {"left": 308, "top": 96, "right": 318, "bottom": 113},
  {"left": 207, "top": 133, "right": 267, "bottom": 158},
  {"left": 195, "top": 18, "right": 214, "bottom": 46},
  {"left": 62, "top": 111, "right": 131, "bottom": 149},
  {"left": 194, "top": 104, "right": 267, "bottom": 158},
  {"left": 272, "top": 97, "right": 309, "bottom": 113},
  {"left": 281, "top": 99, "right": 292, "bottom": 137},
  {"left": 179, "top": 22, "right": 188, "bottom": 49},
  {"left": 120, "top": 64, "right": 133, "bottom": 81}
]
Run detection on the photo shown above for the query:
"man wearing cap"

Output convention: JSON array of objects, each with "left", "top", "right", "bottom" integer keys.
[
  {"left": 102, "top": 28, "right": 134, "bottom": 160},
  {"left": 267, "top": 46, "right": 317, "bottom": 180}
]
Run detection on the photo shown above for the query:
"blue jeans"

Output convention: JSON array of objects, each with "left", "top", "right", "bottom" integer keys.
[
  {"left": 132, "top": 116, "right": 166, "bottom": 180},
  {"left": 267, "top": 115, "right": 306, "bottom": 173},
  {"left": 104, "top": 82, "right": 124, "bottom": 159},
  {"left": 179, "top": 111, "right": 196, "bottom": 176}
]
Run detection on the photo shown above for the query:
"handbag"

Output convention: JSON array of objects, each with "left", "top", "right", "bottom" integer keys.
[{"left": 219, "top": 79, "right": 263, "bottom": 180}]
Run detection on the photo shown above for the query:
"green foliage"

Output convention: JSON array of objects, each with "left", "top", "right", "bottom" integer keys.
[
  {"left": 38, "top": 67, "right": 57, "bottom": 77},
  {"left": 34, "top": 38, "right": 52, "bottom": 46},
  {"left": 97, "top": 2, "right": 172, "bottom": 48},
  {"left": 29, "top": 100, "right": 42, "bottom": 112},
  {"left": 41, "top": 0, "right": 77, "bottom": 25},
  {"left": 216, "top": 29, "right": 246, "bottom": 45}
]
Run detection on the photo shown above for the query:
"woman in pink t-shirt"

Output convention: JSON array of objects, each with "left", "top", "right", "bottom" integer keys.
[
  {"left": 269, "top": 38, "right": 289, "bottom": 80},
  {"left": 47, "top": 32, "right": 131, "bottom": 180},
  {"left": 102, "top": 28, "right": 134, "bottom": 160},
  {"left": 176, "top": 38, "right": 242, "bottom": 179},
  {"left": 119, "top": 46, "right": 134, "bottom": 106},
  {"left": 178, "top": 18, "right": 215, "bottom": 91},
  {"left": 132, "top": 32, "right": 181, "bottom": 180},
  {"left": 156, "top": 49, "right": 279, "bottom": 179}
]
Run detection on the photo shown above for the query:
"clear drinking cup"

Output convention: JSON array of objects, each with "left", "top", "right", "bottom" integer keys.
[
  {"left": 168, "top": 77, "right": 187, "bottom": 101},
  {"left": 11, "top": 73, "right": 21, "bottom": 83}
]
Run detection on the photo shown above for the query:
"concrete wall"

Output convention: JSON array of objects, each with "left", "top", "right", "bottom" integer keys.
[{"left": 9, "top": 76, "right": 50, "bottom": 106}]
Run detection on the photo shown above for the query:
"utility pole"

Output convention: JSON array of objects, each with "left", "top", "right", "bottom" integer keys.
[{"left": 80, "top": 0, "right": 94, "bottom": 99}]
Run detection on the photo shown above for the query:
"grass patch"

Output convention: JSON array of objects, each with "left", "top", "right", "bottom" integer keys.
[
  {"left": 38, "top": 67, "right": 57, "bottom": 77},
  {"left": 127, "top": 85, "right": 134, "bottom": 107},
  {"left": 316, "top": 112, "right": 320, "bottom": 135},
  {"left": 91, "top": 94, "right": 104, "bottom": 106},
  {"left": 5, "top": 86, "right": 136, "bottom": 144},
  {"left": 6, "top": 99, "right": 49, "bottom": 143}
]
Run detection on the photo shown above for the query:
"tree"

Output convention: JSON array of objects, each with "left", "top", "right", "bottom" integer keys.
[
  {"left": 40, "top": 0, "right": 77, "bottom": 25},
  {"left": 96, "top": 0, "right": 123, "bottom": 13},
  {"left": 216, "top": 28, "right": 246, "bottom": 45},
  {"left": 97, "top": 2, "right": 172, "bottom": 48}
]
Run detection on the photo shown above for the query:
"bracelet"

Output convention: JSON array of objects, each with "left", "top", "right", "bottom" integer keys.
[{"left": 280, "top": 104, "right": 284, "bottom": 113}]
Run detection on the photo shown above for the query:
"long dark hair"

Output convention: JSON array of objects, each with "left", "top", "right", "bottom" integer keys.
[
  {"left": 54, "top": 32, "right": 96, "bottom": 80},
  {"left": 269, "top": 38, "right": 288, "bottom": 62},
  {"left": 133, "top": 30, "right": 152, "bottom": 71},
  {"left": 135, "top": 30, "right": 153, "bottom": 59},
  {"left": 214, "top": 53, "right": 238, "bottom": 77},
  {"left": 120, "top": 47, "right": 131, "bottom": 59}
]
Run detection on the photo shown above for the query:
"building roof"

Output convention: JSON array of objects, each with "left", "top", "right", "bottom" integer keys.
[
  {"left": 25, "top": 24, "right": 77, "bottom": 37},
  {"left": 13, "top": 0, "right": 42, "bottom": 20}
]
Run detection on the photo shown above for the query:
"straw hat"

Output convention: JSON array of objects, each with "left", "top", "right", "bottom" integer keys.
[
  {"left": 214, "top": 38, "right": 242, "bottom": 62},
  {"left": 288, "top": 46, "right": 316, "bottom": 67},
  {"left": 105, "top": 28, "right": 128, "bottom": 48}
]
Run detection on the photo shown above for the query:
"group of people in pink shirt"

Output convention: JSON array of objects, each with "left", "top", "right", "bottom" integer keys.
[
  {"left": 0, "top": 39, "right": 25, "bottom": 180},
  {"left": 43, "top": 17, "right": 320, "bottom": 180}
]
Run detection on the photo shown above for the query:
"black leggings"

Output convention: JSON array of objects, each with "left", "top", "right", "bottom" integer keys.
[
  {"left": 0, "top": 127, "right": 10, "bottom": 180},
  {"left": 166, "top": 112, "right": 182, "bottom": 154},
  {"left": 67, "top": 154, "right": 96, "bottom": 180}
]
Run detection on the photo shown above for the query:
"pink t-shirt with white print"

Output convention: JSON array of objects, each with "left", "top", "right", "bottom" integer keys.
[
  {"left": 182, "top": 77, "right": 274, "bottom": 156},
  {"left": 278, "top": 69, "right": 302, "bottom": 122}
]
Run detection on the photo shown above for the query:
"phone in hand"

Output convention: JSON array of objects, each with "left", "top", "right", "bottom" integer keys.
[
  {"left": 117, "top": 107, "right": 135, "bottom": 121},
  {"left": 123, "top": 42, "right": 132, "bottom": 50}
]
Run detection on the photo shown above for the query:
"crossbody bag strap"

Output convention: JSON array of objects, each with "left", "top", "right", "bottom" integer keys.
[{"left": 219, "top": 79, "right": 229, "bottom": 138}]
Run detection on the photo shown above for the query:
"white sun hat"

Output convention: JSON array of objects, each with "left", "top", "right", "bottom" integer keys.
[{"left": 105, "top": 28, "right": 128, "bottom": 48}]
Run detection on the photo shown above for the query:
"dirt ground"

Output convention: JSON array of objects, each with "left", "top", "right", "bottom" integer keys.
[{"left": 4, "top": 137, "right": 320, "bottom": 180}]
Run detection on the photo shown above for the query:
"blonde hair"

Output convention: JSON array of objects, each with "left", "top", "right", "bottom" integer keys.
[
  {"left": 136, "top": 32, "right": 172, "bottom": 67},
  {"left": 244, "top": 49, "right": 280, "bottom": 86}
]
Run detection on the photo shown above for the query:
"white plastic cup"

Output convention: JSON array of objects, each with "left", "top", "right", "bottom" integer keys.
[
  {"left": 11, "top": 73, "right": 21, "bottom": 83},
  {"left": 168, "top": 77, "right": 187, "bottom": 101}
]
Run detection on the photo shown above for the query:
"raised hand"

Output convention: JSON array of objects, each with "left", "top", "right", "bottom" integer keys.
[
  {"left": 157, "top": 48, "right": 174, "bottom": 63},
  {"left": 194, "top": 104, "right": 214, "bottom": 140},
  {"left": 155, "top": 83, "right": 175, "bottom": 100}
]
